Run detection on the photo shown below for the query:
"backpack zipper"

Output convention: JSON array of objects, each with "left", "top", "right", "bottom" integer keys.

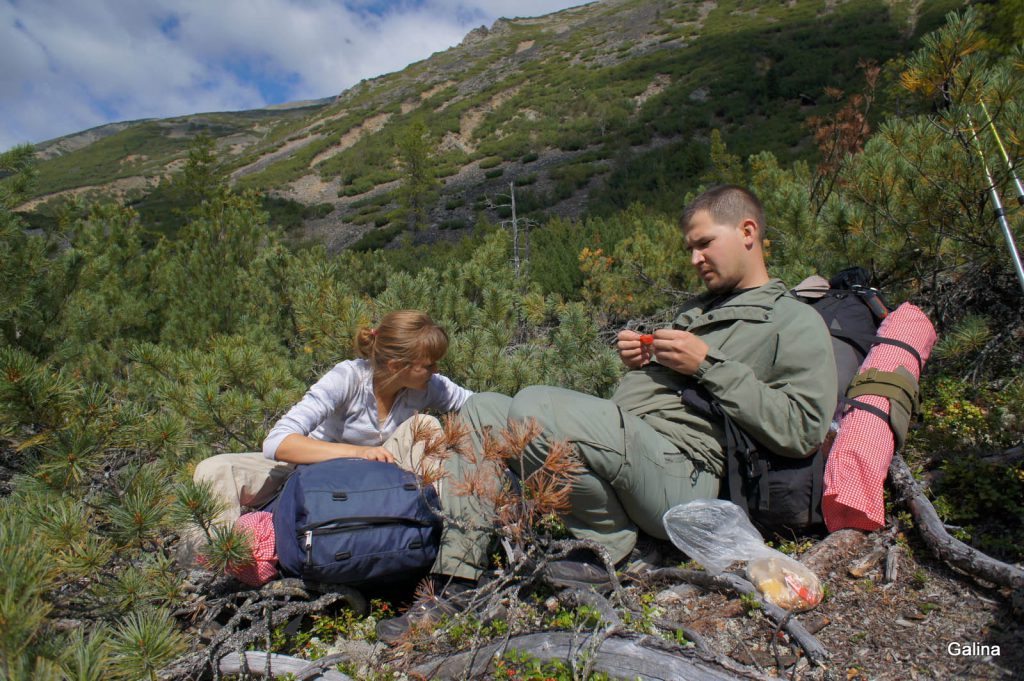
[
  {"left": 301, "top": 518, "right": 433, "bottom": 566},
  {"left": 299, "top": 515, "right": 433, "bottom": 533}
]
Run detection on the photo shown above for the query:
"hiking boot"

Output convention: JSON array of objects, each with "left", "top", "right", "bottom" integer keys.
[
  {"left": 543, "top": 549, "right": 616, "bottom": 592},
  {"left": 620, "top": 536, "right": 664, "bottom": 576},
  {"left": 375, "top": 576, "right": 476, "bottom": 644},
  {"left": 544, "top": 538, "right": 668, "bottom": 590}
]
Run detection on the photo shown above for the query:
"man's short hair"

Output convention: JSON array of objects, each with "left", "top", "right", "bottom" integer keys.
[{"left": 681, "top": 185, "right": 766, "bottom": 241}]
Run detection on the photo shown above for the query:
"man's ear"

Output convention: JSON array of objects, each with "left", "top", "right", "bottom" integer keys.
[{"left": 740, "top": 218, "right": 760, "bottom": 246}]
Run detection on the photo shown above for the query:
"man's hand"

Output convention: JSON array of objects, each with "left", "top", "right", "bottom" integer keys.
[
  {"left": 617, "top": 329, "right": 652, "bottom": 369},
  {"left": 649, "top": 329, "right": 709, "bottom": 375}
]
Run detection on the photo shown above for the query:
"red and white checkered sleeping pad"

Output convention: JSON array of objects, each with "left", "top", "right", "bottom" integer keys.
[
  {"left": 228, "top": 511, "right": 279, "bottom": 587},
  {"left": 822, "top": 302, "right": 936, "bottom": 532}
]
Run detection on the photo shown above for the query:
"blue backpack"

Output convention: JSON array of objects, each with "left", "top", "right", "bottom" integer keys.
[{"left": 273, "top": 459, "right": 442, "bottom": 586}]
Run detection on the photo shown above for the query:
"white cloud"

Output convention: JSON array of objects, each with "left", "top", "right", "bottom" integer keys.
[
  {"left": 0, "top": 0, "right": 585, "bottom": 150},
  {"left": 431, "top": 1, "right": 590, "bottom": 21}
]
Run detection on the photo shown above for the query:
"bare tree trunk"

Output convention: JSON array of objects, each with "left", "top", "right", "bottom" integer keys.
[{"left": 510, "top": 181, "right": 520, "bottom": 280}]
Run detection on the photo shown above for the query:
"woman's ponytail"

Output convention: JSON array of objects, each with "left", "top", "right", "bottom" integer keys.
[{"left": 353, "top": 326, "right": 378, "bottom": 360}]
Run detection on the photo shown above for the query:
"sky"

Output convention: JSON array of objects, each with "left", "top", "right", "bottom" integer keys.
[{"left": 1, "top": 0, "right": 585, "bottom": 151}]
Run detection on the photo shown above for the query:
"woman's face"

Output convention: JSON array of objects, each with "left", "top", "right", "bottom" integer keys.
[{"left": 395, "top": 358, "right": 438, "bottom": 390}]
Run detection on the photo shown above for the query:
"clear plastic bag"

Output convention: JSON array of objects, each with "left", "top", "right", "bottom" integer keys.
[
  {"left": 663, "top": 499, "right": 822, "bottom": 611},
  {"left": 662, "top": 499, "right": 775, "bottom": 574}
]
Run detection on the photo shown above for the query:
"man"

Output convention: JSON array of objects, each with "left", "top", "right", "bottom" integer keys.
[{"left": 377, "top": 185, "right": 837, "bottom": 641}]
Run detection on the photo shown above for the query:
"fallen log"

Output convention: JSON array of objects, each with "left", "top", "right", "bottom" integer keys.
[
  {"left": 799, "top": 528, "right": 869, "bottom": 575},
  {"left": 889, "top": 453, "right": 1024, "bottom": 589},
  {"left": 413, "top": 631, "right": 781, "bottom": 681},
  {"left": 218, "top": 651, "right": 353, "bottom": 680},
  {"left": 982, "top": 445, "right": 1024, "bottom": 466}
]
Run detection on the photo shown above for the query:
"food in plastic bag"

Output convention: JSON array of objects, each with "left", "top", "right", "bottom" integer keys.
[
  {"left": 746, "top": 556, "right": 822, "bottom": 611},
  {"left": 663, "top": 499, "right": 822, "bottom": 610}
]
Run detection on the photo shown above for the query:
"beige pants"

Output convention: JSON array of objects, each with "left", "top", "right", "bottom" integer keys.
[{"left": 192, "top": 414, "right": 444, "bottom": 530}]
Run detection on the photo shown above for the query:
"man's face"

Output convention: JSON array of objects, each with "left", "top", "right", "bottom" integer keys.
[{"left": 684, "top": 209, "right": 751, "bottom": 293}]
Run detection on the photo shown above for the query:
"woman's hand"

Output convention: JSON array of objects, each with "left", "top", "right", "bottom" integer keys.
[
  {"left": 358, "top": 446, "right": 395, "bottom": 463},
  {"left": 275, "top": 434, "right": 395, "bottom": 464}
]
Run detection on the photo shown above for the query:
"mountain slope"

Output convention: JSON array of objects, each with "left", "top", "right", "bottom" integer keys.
[{"left": 18, "top": 0, "right": 961, "bottom": 249}]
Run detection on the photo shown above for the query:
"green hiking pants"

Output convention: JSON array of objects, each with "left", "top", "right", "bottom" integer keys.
[{"left": 431, "top": 387, "right": 720, "bottom": 578}]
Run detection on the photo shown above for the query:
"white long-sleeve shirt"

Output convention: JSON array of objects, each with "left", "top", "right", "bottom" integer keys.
[{"left": 262, "top": 359, "right": 473, "bottom": 460}]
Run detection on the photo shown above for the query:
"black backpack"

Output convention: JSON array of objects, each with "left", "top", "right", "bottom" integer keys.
[
  {"left": 273, "top": 458, "right": 442, "bottom": 586},
  {"left": 683, "top": 268, "right": 899, "bottom": 535}
]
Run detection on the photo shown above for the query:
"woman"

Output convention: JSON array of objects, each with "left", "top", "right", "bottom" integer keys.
[{"left": 192, "top": 309, "right": 472, "bottom": 531}]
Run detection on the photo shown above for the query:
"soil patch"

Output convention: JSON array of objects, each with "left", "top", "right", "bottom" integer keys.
[
  {"left": 16, "top": 175, "right": 158, "bottom": 212},
  {"left": 278, "top": 173, "right": 343, "bottom": 205},
  {"left": 229, "top": 135, "right": 323, "bottom": 182},
  {"left": 457, "top": 86, "right": 522, "bottom": 152},
  {"left": 635, "top": 74, "right": 673, "bottom": 109},
  {"left": 310, "top": 113, "right": 392, "bottom": 167}
]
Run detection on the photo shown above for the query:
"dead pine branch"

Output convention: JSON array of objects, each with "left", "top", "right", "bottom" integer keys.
[
  {"left": 889, "top": 452, "right": 1024, "bottom": 590},
  {"left": 159, "top": 584, "right": 364, "bottom": 680},
  {"left": 644, "top": 568, "right": 829, "bottom": 666}
]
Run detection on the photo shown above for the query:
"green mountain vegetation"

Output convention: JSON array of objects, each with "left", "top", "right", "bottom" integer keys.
[{"left": 2, "top": 0, "right": 1023, "bottom": 679}]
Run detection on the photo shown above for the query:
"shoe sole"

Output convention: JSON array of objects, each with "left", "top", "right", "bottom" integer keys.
[
  {"left": 375, "top": 595, "right": 467, "bottom": 644},
  {"left": 544, "top": 573, "right": 615, "bottom": 593}
]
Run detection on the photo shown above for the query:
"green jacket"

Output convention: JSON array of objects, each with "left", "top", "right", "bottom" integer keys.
[{"left": 612, "top": 279, "right": 837, "bottom": 476}]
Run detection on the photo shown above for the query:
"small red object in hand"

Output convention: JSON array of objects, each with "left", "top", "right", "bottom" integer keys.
[{"left": 639, "top": 334, "right": 654, "bottom": 345}]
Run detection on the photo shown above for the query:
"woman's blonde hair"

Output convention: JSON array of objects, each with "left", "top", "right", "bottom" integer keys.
[{"left": 354, "top": 310, "right": 449, "bottom": 389}]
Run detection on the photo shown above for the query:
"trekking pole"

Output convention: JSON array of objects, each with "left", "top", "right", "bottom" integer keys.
[
  {"left": 978, "top": 100, "right": 1024, "bottom": 207},
  {"left": 965, "top": 111, "right": 1024, "bottom": 295}
]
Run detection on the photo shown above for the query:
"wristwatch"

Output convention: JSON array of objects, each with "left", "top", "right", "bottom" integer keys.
[{"left": 694, "top": 350, "right": 725, "bottom": 379}]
